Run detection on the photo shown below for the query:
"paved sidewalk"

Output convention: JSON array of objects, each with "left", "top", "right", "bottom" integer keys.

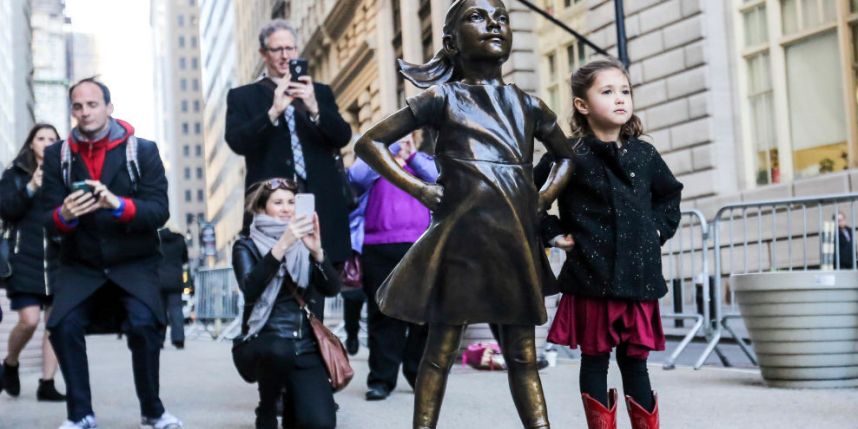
[{"left": 1, "top": 336, "right": 856, "bottom": 428}]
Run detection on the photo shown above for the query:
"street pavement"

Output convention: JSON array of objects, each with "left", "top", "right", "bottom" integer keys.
[{"left": 1, "top": 335, "right": 857, "bottom": 429}]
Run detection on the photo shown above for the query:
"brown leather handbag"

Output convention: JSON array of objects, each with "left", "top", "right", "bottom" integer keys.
[{"left": 289, "top": 284, "right": 354, "bottom": 392}]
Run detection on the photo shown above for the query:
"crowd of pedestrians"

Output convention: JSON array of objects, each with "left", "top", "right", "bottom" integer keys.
[{"left": 0, "top": 3, "right": 695, "bottom": 428}]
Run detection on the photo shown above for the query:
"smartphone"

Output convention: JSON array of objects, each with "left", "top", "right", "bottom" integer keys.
[
  {"left": 289, "top": 59, "right": 309, "bottom": 83},
  {"left": 71, "top": 181, "right": 93, "bottom": 194},
  {"left": 295, "top": 193, "right": 315, "bottom": 219}
]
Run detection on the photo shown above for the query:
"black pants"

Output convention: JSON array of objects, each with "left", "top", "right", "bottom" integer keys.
[
  {"left": 50, "top": 287, "right": 165, "bottom": 421},
  {"left": 252, "top": 334, "right": 336, "bottom": 429},
  {"left": 363, "top": 243, "right": 428, "bottom": 391},
  {"left": 163, "top": 291, "right": 185, "bottom": 345},
  {"left": 341, "top": 288, "right": 365, "bottom": 341}
]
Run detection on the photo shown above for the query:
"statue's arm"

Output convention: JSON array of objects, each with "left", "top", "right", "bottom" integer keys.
[
  {"left": 354, "top": 107, "right": 443, "bottom": 210},
  {"left": 536, "top": 123, "right": 574, "bottom": 213}
]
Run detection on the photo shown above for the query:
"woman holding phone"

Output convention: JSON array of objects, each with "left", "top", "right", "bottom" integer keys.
[
  {"left": 0, "top": 123, "right": 66, "bottom": 401},
  {"left": 231, "top": 178, "right": 341, "bottom": 429}
]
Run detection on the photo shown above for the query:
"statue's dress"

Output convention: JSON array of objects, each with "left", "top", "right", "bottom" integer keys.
[{"left": 376, "top": 82, "right": 564, "bottom": 325}]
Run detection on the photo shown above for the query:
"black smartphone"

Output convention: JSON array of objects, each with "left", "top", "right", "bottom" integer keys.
[
  {"left": 289, "top": 59, "right": 309, "bottom": 83},
  {"left": 71, "top": 181, "right": 93, "bottom": 194}
]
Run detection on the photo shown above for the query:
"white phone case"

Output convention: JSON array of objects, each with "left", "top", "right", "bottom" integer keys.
[{"left": 295, "top": 193, "right": 315, "bottom": 218}]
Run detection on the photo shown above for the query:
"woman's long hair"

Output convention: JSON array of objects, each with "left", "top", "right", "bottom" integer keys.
[
  {"left": 569, "top": 58, "right": 644, "bottom": 140},
  {"left": 13, "top": 123, "right": 60, "bottom": 175},
  {"left": 398, "top": 0, "right": 471, "bottom": 88}
]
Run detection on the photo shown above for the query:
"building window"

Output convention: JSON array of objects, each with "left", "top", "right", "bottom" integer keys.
[
  {"left": 735, "top": 0, "right": 858, "bottom": 185},
  {"left": 544, "top": 52, "right": 560, "bottom": 111},
  {"left": 189, "top": 0, "right": 195, "bottom": 5},
  {"left": 195, "top": 145, "right": 202, "bottom": 157},
  {"left": 179, "top": 57, "right": 186, "bottom": 70},
  {"left": 181, "top": 100, "right": 188, "bottom": 112},
  {"left": 180, "top": 79, "right": 187, "bottom": 91},
  {"left": 177, "top": 15, "right": 184, "bottom": 27},
  {"left": 186, "top": 213, "right": 193, "bottom": 225},
  {"left": 178, "top": 36, "right": 185, "bottom": 48},
  {"left": 191, "top": 36, "right": 197, "bottom": 48},
  {"left": 419, "top": 0, "right": 433, "bottom": 62},
  {"left": 184, "top": 167, "right": 191, "bottom": 179},
  {"left": 193, "top": 100, "right": 201, "bottom": 112},
  {"left": 184, "top": 190, "right": 191, "bottom": 202},
  {"left": 192, "top": 79, "right": 199, "bottom": 91},
  {"left": 191, "top": 58, "right": 199, "bottom": 70},
  {"left": 197, "top": 189, "right": 204, "bottom": 202},
  {"left": 183, "top": 145, "right": 190, "bottom": 156},
  {"left": 196, "top": 167, "right": 203, "bottom": 179},
  {"left": 182, "top": 122, "right": 189, "bottom": 134},
  {"left": 194, "top": 122, "right": 202, "bottom": 134}
]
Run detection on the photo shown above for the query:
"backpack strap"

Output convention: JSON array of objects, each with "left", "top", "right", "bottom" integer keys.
[
  {"left": 126, "top": 136, "right": 141, "bottom": 192},
  {"left": 60, "top": 140, "right": 72, "bottom": 189},
  {"left": 59, "top": 136, "right": 141, "bottom": 192}
]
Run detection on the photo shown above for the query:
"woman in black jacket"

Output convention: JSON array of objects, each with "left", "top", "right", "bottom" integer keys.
[
  {"left": 0, "top": 123, "right": 66, "bottom": 401},
  {"left": 232, "top": 178, "right": 341, "bottom": 429}
]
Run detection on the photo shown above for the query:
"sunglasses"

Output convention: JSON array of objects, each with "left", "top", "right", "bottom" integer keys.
[{"left": 263, "top": 178, "right": 297, "bottom": 191}]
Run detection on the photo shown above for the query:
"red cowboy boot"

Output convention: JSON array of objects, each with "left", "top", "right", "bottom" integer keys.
[
  {"left": 625, "top": 391, "right": 659, "bottom": 429},
  {"left": 581, "top": 388, "right": 617, "bottom": 429}
]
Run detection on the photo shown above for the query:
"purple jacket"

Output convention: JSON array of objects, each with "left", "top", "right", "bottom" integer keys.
[{"left": 348, "top": 143, "right": 439, "bottom": 252}]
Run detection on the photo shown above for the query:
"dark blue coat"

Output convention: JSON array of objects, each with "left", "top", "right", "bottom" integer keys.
[
  {"left": 537, "top": 136, "right": 683, "bottom": 301},
  {"left": 40, "top": 136, "right": 169, "bottom": 332}
]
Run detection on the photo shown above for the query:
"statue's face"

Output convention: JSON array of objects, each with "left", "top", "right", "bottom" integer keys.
[{"left": 448, "top": 0, "right": 511, "bottom": 63}]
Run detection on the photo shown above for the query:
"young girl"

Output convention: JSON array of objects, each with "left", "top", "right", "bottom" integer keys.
[
  {"left": 540, "top": 58, "right": 683, "bottom": 429},
  {"left": 355, "top": 1, "right": 573, "bottom": 428}
]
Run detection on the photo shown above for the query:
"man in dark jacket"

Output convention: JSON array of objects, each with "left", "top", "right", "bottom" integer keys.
[
  {"left": 158, "top": 227, "right": 189, "bottom": 349},
  {"left": 40, "top": 78, "right": 183, "bottom": 429},
  {"left": 225, "top": 19, "right": 352, "bottom": 264},
  {"left": 836, "top": 211, "right": 855, "bottom": 269}
]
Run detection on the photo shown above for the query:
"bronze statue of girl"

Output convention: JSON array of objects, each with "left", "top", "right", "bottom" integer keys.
[{"left": 355, "top": 1, "right": 573, "bottom": 427}]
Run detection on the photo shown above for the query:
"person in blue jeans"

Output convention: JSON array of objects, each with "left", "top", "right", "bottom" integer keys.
[{"left": 349, "top": 134, "right": 439, "bottom": 401}]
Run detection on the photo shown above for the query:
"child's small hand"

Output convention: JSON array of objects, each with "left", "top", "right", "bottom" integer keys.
[{"left": 551, "top": 234, "right": 575, "bottom": 251}]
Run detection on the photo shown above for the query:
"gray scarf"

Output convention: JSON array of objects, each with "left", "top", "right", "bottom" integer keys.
[{"left": 244, "top": 214, "right": 311, "bottom": 339}]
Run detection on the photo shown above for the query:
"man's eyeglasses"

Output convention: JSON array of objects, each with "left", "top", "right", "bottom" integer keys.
[
  {"left": 264, "top": 178, "right": 297, "bottom": 191},
  {"left": 265, "top": 45, "right": 297, "bottom": 56}
]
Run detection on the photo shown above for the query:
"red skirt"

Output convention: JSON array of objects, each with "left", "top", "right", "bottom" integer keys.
[{"left": 547, "top": 294, "right": 665, "bottom": 359}]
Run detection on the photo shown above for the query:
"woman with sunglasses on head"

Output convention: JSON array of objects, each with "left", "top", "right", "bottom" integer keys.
[{"left": 231, "top": 178, "right": 341, "bottom": 429}]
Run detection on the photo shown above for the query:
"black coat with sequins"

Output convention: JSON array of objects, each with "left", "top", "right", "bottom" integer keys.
[{"left": 536, "top": 136, "right": 683, "bottom": 300}]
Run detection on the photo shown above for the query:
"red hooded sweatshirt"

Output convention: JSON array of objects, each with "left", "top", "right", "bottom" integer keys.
[{"left": 53, "top": 119, "right": 138, "bottom": 232}]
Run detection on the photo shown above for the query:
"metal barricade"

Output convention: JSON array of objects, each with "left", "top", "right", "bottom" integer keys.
[
  {"left": 697, "top": 193, "right": 858, "bottom": 369},
  {"left": 660, "top": 209, "right": 709, "bottom": 369},
  {"left": 192, "top": 266, "right": 241, "bottom": 339}
]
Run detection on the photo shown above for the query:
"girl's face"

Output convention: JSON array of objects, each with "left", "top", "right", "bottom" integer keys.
[
  {"left": 575, "top": 68, "right": 634, "bottom": 134},
  {"left": 263, "top": 189, "right": 296, "bottom": 222},
  {"left": 450, "top": 0, "right": 512, "bottom": 62},
  {"left": 31, "top": 127, "right": 59, "bottom": 161}
]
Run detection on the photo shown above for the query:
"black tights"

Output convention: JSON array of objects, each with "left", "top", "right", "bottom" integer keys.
[{"left": 579, "top": 344, "right": 654, "bottom": 411}]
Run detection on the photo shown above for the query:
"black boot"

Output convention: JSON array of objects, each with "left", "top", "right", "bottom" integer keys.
[
  {"left": 2, "top": 360, "right": 20, "bottom": 396},
  {"left": 255, "top": 407, "right": 278, "bottom": 429},
  {"left": 37, "top": 378, "right": 67, "bottom": 401}
]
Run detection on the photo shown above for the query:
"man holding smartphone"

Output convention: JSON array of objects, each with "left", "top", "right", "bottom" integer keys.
[
  {"left": 225, "top": 19, "right": 352, "bottom": 266},
  {"left": 40, "top": 78, "right": 182, "bottom": 429}
]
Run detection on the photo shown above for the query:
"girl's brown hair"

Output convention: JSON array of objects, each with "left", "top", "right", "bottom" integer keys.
[
  {"left": 14, "top": 123, "right": 60, "bottom": 175},
  {"left": 570, "top": 57, "right": 644, "bottom": 140},
  {"left": 245, "top": 178, "right": 298, "bottom": 214}
]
